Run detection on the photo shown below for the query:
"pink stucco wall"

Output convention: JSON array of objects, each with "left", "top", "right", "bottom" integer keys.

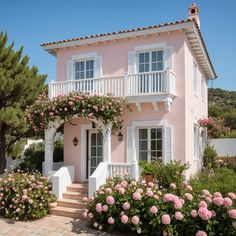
[
  {"left": 184, "top": 35, "right": 208, "bottom": 178},
  {"left": 59, "top": 31, "right": 207, "bottom": 182}
]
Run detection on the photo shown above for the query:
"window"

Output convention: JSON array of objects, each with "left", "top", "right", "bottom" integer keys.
[
  {"left": 194, "top": 125, "right": 199, "bottom": 159},
  {"left": 138, "top": 50, "right": 163, "bottom": 73},
  {"left": 75, "top": 59, "right": 94, "bottom": 80},
  {"left": 201, "top": 76, "right": 206, "bottom": 101},
  {"left": 193, "top": 61, "right": 198, "bottom": 96},
  {"left": 138, "top": 128, "right": 163, "bottom": 162}
]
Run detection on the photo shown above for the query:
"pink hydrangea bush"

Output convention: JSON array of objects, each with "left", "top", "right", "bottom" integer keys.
[
  {"left": 0, "top": 170, "right": 56, "bottom": 220},
  {"left": 26, "top": 92, "right": 125, "bottom": 135},
  {"left": 84, "top": 177, "right": 236, "bottom": 235}
]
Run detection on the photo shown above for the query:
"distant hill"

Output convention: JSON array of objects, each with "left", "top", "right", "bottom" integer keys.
[
  {"left": 208, "top": 88, "right": 236, "bottom": 108},
  {"left": 208, "top": 88, "right": 236, "bottom": 136}
]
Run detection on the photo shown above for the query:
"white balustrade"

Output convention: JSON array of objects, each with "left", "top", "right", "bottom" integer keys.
[
  {"left": 108, "top": 162, "right": 132, "bottom": 177},
  {"left": 48, "top": 71, "right": 176, "bottom": 99}
]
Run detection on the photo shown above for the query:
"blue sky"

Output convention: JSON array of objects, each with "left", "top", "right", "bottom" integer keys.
[{"left": 0, "top": 0, "right": 235, "bottom": 91}]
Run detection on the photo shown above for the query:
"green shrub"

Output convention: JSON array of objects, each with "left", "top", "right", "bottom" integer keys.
[
  {"left": 0, "top": 170, "right": 56, "bottom": 220},
  {"left": 203, "top": 145, "right": 217, "bottom": 168},
  {"left": 154, "top": 161, "right": 190, "bottom": 191},
  {"left": 139, "top": 160, "right": 157, "bottom": 177},
  {"left": 19, "top": 139, "right": 64, "bottom": 172},
  {"left": 190, "top": 168, "right": 236, "bottom": 196},
  {"left": 84, "top": 176, "right": 236, "bottom": 236}
]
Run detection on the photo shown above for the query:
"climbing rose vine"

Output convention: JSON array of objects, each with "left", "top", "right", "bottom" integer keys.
[
  {"left": 26, "top": 92, "right": 125, "bottom": 133},
  {"left": 198, "top": 117, "right": 230, "bottom": 138}
]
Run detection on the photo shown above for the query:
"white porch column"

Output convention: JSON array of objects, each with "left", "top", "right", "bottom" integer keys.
[
  {"left": 44, "top": 122, "right": 58, "bottom": 175},
  {"left": 131, "top": 127, "right": 139, "bottom": 180},
  {"left": 103, "top": 124, "right": 112, "bottom": 163}
]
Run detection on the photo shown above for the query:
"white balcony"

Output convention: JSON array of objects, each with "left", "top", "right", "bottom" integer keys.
[{"left": 48, "top": 70, "right": 176, "bottom": 110}]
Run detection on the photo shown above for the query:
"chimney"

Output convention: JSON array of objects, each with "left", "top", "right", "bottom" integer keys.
[{"left": 188, "top": 3, "right": 200, "bottom": 28}]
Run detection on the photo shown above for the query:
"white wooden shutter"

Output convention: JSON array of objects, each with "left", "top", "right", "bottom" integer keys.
[
  {"left": 164, "top": 126, "right": 172, "bottom": 164},
  {"left": 128, "top": 51, "right": 136, "bottom": 74},
  {"left": 94, "top": 56, "right": 102, "bottom": 78},
  {"left": 66, "top": 60, "right": 74, "bottom": 80},
  {"left": 164, "top": 47, "right": 173, "bottom": 69},
  {"left": 126, "top": 127, "right": 133, "bottom": 163}
]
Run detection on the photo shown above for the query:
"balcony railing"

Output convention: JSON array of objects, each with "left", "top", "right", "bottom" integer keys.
[{"left": 48, "top": 69, "right": 176, "bottom": 99}]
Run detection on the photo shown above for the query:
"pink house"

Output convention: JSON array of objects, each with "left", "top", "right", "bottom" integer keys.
[{"left": 41, "top": 4, "right": 216, "bottom": 217}]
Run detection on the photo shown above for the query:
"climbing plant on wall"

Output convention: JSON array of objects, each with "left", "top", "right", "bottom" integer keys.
[{"left": 26, "top": 92, "right": 125, "bottom": 134}]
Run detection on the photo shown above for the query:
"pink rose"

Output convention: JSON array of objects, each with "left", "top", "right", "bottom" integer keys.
[
  {"left": 196, "top": 230, "right": 207, "bottom": 236},
  {"left": 136, "top": 188, "right": 143, "bottom": 194},
  {"left": 228, "top": 192, "right": 236, "bottom": 199},
  {"left": 105, "top": 188, "right": 112, "bottom": 193},
  {"left": 131, "top": 215, "right": 140, "bottom": 225},
  {"left": 198, "top": 201, "right": 207, "bottom": 208},
  {"left": 184, "top": 193, "right": 193, "bottom": 201},
  {"left": 121, "top": 215, "right": 129, "bottom": 224},
  {"left": 174, "top": 200, "right": 183, "bottom": 209},
  {"left": 102, "top": 205, "right": 108, "bottom": 212},
  {"left": 213, "top": 197, "right": 224, "bottom": 206},
  {"left": 108, "top": 217, "right": 115, "bottom": 225},
  {"left": 95, "top": 203, "right": 103, "bottom": 213},
  {"left": 202, "top": 189, "right": 210, "bottom": 196},
  {"left": 163, "top": 193, "right": 174, "bottom": 202},
  {"left": 170, "top": 183, "right": 176, "bottom": 189},
  {"left": 185, "top": 185, "right": 193, "bottom": 191},
  {"left": 175, "top": 211, "right": 184, "bottom": 220},
  {"left": 229, "top": 209, "right": 236, "bottom": 219},
  {"left": 22, "top": 194, "right": 28, "bottom": 200},
  {"left": 223, "top": 197, "right": 233, "bottom": 207},
  {"left": 213, "top": 192, "right": 222, "bottom": 198},
  {"left": 150, "top": 206, "right": 158, "bottom": 214},
  {"left": 190, "top": 209, "right": 198, "bottom": 218},
  {"left": 123, "top": 202, "right": 130, "bottom": 210},
  {"left": 106, "top": 196, "right": 115, "bottom": 205},
  {"left": 133, "top": 192, "right": 142, "bottom": 201},
  {"left": 146, "top": 190, "right": 154, "bottom": 197},
  {"left": 118, "top": 187, "right": 125, "bottom": 195},
  {"left": 148, "top": 182, "right": 154, "bottom": 188},
  {"left": 161, "top": 214, "right": 171, "bottom": 225},
  {"left": 198, "top": 207, "right": 212, "bottom": 220}
]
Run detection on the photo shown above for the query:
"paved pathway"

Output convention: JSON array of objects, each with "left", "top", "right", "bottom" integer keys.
[{"left": 0, "top": 215, "right": 111, "bottom": 236}]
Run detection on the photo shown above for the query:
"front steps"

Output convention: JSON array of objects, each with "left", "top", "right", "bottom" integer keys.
[{"left": 50, "top": 183, "right": 88, "bottom": 218}]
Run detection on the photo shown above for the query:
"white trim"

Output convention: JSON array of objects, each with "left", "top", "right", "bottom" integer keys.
[
  {"left": 80, "top": 124, "right": 92, "bottom": 182},
  {"left": 71, "top": 52, "right": 97, "bottom": 61},
  {"left": 134, "top": 42, "right": 166, "bottom": 51},
  {"left": 42, "top": 21, "right": 193, "bottom": 50},
  {"left": 132, "top": 119, "right": 167, "bottom": 128}
]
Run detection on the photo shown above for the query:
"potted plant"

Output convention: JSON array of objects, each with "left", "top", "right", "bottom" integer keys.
[{"left": 139, "top": 160, "right": 157, "bottom": 183}]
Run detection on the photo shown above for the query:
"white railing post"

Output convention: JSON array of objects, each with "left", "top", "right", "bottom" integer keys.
[
  {"left": 124, "top": 73, "right": 129, "bottom": 97},
  {"left": 131, "top": 127, "right": 139, "bottom": 180},
  {"left": 48, "top": 81, "right": 54, "bottom": 99},
  {"left": 103, "top": 124, "right": 112, "bottom": 163}
]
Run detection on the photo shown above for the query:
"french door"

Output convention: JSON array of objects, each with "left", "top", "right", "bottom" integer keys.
[
  {"left": 88, "top": 130, "right": 103, "bottom": 176},
  {"left": 138, "top": 128, "right": 163, "bottom": 162}
]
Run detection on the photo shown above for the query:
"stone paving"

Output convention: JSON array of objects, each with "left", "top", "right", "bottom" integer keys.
[{"left": 0, "top": 215, "right": 112, "bottom": 236}]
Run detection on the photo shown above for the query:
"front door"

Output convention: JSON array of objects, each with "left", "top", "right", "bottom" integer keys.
[
  {"left": 88, "top": 130, "right": 103, "bottom": 176},
  {"left": 138, "top": 128, "right": 163, "bottom": 162}
]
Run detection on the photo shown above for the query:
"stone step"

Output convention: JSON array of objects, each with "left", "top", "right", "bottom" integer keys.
[
  {"left": 63, "top": 191, "right": 87, "bottom": 200},
  {"left": 67, "top": 183, "right": 88, "bottom": 193},
  {"left": 49, "top": 206, "right": 83, "bottom": 218},
  {"left": 57, "top": 198, "right": 86, "bottom": 209}
]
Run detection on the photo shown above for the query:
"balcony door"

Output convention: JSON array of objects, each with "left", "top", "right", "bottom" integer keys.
[
  {"left": 74, "top": 59, "right": 94, "bottom": 92},
  {"left": 88, "top": 130, "right": 103, "bottom": 176},
  {"left": 138, "top": 128, "right": 163, "bottom": 162},
  {"left": 138, "top": 51, "right": 163, "bottom": 93}
]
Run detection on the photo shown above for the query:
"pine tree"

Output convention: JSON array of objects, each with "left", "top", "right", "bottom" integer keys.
[{"left": 0, "top": 32, "right": 46, "bottom": 173}]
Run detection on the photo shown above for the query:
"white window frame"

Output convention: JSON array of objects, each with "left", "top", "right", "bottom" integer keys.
[
  {"left": 137, "top": 50, "right": 164, "bottom": 73},
  {"left": 137, "top": 127, "right": 164, "bottom": 162},
  {"left": 194, "top": 124, "right": 200, "bottom": 160},
  {"left": 201, "top": 76, "right": 206, "bottom": 102},
  {"left": 134, "top": 43, "right": 166, "bottom": 74},
  {"left": 74, "top": 59, "right": 95, "bottom": 80},
  {"left": 193, "top": 60, "right": 198, "bottom": 96}
]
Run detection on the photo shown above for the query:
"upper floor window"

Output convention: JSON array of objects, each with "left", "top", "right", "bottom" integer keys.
[
  {"left": 201, "top": 76, "right": 206, "bottom": 101},
  {"left": 75, "top": 59, "right": 94, "bottom": 80},
  {"left": 193, "top": 60, "right": 198, "bottom": 96},
  {"left": 138, "top": 51, "right": 163, "bottom": 73}
]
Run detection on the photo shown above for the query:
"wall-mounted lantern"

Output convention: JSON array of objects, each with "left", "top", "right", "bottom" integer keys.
[
  {"left": 73, "top": 137, "right": 78, "bottom": 146},
  {"left": 118, "top": 131, "right": 123, "bottom": 142}
]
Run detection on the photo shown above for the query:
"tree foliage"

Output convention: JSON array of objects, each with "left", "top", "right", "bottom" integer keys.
[
  {"left": 208, "top": 88, "right": 236, "bottom": 137},
  {"left": 0, "top": 32, "right": 46, "bottom": 173}
]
